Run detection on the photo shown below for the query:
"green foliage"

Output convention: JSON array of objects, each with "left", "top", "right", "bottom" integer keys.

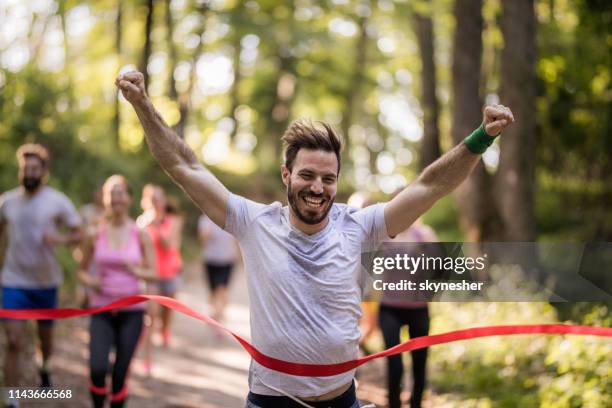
[
  {"left": 539, "top": 304, "right": 611, "bottom": 408},
  {"left": 428, "top": 302, "right": 610, "bottom": 407},
  {"left": 535, "top": 0, "right": 612, "bottom": 238}
]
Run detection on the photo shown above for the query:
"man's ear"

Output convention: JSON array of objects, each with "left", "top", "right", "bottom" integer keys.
[{"left": 281, "top": 164, "right": 290, "bottom": 187}]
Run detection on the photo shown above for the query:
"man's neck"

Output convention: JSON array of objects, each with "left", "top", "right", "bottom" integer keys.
[
  {"left": 288, "top": 209, "right": 329, "bottom": 236},
  {"left": 22, "top": 185, "right": 43, "bottom": 197}
]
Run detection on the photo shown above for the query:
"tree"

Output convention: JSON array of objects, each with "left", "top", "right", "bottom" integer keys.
[
  {"left": 165, "top": 0, "right": 178, "bottom": 100},
  {"left": 412, "top": 1, "right": 441, "bottom": 170},
  {"left": 251, "top": 1, "right": 299, "bottom": 170},
  {"left": 497, "top": 0, "right": 537, "bottom": 241},
  {"left": 164, "top": 1, "right": 209, "bottom": 139},
  {"left": 451, "top": 0, "right": 503, "bottom": 241},
  {"left": 340, "top": 1, "right": 371, "bottom": 150},
  {"left": 114, "top": 0, "right": 123, "bottom": 146},
  {"left": 226, "top": 0, "right": 247, "bottom": 140},
  {"left": 139, "top": 0, "right": 154, "bottom": 93}
]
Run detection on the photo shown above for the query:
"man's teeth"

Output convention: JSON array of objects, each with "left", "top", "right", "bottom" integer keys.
[{"left": 303, "top": 197, "right": 324, "bottom": 208}]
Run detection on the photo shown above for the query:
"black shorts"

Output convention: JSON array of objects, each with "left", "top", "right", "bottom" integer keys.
[
  {"left": 247, "top": 381, "right": 358, "bottom": 408},
  {"left": 205, "top": 263, "right": 233, "bottom": 290}
]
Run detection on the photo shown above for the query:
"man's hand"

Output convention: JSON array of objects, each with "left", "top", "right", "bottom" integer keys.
[
  {"left": 42, "top": 232, "right": 66, "bottom": 246},
  {"left": 43, "top": 226, "right": 81, "bottom": 247},
  {"left": 483, "top": 104, "right": 515, "bottom": 136},
  {"left": 115, "top": 71, "right": 147, "bottom": 105}
]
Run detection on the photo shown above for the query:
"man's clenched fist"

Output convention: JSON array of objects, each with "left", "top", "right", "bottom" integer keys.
[
  {"left": 115, "top": 71, "right": 147, "bottom": 105},
  {"left": 483, "top": 104, "right": 515, "bottom": 136}
]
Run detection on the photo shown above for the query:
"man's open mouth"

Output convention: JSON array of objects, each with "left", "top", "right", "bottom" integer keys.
[{"left": 302, "top": 196, "right": 325, "bottom": 209}]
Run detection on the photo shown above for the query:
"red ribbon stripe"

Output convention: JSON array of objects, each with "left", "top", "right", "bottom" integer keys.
[{"left": 1, "top": 295, "right": 610, "bottom": 377}]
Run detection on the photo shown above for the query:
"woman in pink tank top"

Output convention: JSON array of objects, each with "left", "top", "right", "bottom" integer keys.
[{"left": 78, "top": 175, "right": 157, "bottom": 408}]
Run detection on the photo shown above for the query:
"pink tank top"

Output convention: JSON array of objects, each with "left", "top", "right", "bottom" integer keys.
[{"left": 89, "top": 222, "right": 145, "bottom": 310}]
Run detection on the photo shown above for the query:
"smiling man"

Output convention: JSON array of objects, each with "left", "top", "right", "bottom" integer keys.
[{"left": 116, "top": 70, "right": 514, "bottom": 408}]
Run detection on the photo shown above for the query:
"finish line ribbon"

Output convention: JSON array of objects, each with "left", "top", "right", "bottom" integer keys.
[{"left": 1, "top": 295, "right": 610, "bottom": 377}]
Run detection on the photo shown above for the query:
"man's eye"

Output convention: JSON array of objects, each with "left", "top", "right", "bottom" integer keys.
[
  {"left": 324, "top": 178, "right": 336, "bottom": 184},
  {"left": 300, "top": 174, "right": 313, "bottom": 180}
]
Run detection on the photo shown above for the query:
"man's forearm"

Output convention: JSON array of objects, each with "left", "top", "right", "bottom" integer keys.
[
  {"left": 385, "top": 104, "right": 513, "bottom": 237},
  {"left": 65, "top": 229, "right": 82, "bottom": 246},
  {"left": 417, "top": 143, "right": 480, "bottom": 199},
  {"left": 384, "top": 142, "right": 482, "bottom": 237},
  {"left": 132, "top": 99, "right": 199, "bottom": 172}
]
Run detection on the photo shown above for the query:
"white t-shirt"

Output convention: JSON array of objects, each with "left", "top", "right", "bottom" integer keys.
[
  {"left": 198, "top": 214, "right": 239, "bottom": 265},
  {"left": 224, "top": 193, "right": 388, "bottom": 397},
  {"left": 0, "top": 186, "right": 81, "bottom": 288}
]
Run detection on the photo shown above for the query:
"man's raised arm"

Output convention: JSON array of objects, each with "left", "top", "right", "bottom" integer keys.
[
  {"left": 384, "top": 104, "right": 515, "bottom": 237},
  {"left": 115, "top": 71, "right": 229, "bottom": 227}
]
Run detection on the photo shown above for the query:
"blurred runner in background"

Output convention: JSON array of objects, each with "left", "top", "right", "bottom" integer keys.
[
  {"left": 198, "top": 213, "right": 240, "bottom": 323},
  {"left": 379, "top": 218, "right": 442, "bottom": 408},
  {"left": 78, "top": 174, "right": 157, "bottom": 408},
  {"left": 137, "top": 184, "right": 183, "bottom": 375},
  {"left": 1, "top": 144, "right": 81, "bottom": 407}
]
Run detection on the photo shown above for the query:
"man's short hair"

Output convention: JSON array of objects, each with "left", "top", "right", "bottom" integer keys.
[
  {"left": 281, "top": 119, "right": 343, "bottom": 173},
  {"left": 16, "top": 143, "right": 50, "bottom": 169}
]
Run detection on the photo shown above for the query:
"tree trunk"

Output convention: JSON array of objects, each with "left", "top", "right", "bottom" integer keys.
[
  {"left": 114, "top": 0, "right": 122, "bottom": 147},
  {"left": 340, "top": 9, "right": 370, "bottom": 150},
  {"left": 227, "top": 0, "right": 246, "bottom": 140},
  {"left": 30, "top": 12, "right": 52, "bottom": 62},
  {"left": 139, "top": 0, "right": 154, "bottom": 93},
  {"left": 58, "top": 0, "right": 73, "bottom": 108},
  {"left": 497, "top": 0, "right": 537, "bottom": 241},
  {"left": 227, "top": 33, "right": 242, "bottom": 141},
  {"left": 451, "top": 0, "right": 503, "bottom": 241},
  {"left": 261, "top": 3, "right": 298, "bottom": 168},
  {"left": 413, "top": 3, "right": 441, "bottom": 170},
  {"left": 269, "top": 54, "right": 297, "bottom": 156},
  {"left": 165, "top": 0, "right": 177, "bottom": 100},
  {"left": 172, "top": 3, "right": 208, "bottom": 139}
]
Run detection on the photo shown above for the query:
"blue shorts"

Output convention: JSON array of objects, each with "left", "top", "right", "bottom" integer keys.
[
  {"left": 2, "top": 287, "right": 58, "bottom": 326},
  {"left": 157, "top": 275, "right": 180, "bottom": 296}
]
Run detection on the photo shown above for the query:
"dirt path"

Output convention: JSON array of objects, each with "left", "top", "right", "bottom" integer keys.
[{"left": 4, "top": 261, "right": 446, "bottom": 408}]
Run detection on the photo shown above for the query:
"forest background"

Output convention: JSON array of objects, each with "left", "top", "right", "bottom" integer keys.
[{"left": 0, "top": 1, "right": 610, "bottom": 406}]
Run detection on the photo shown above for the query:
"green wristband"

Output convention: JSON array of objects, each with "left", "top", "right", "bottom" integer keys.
[{"left": 463, "top": 123, "right": 497, "bottom": 154}]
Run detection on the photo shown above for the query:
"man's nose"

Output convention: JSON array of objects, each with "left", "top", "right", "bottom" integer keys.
[{"left": 310, "top": 179, "right": 324, "bottom": 194}]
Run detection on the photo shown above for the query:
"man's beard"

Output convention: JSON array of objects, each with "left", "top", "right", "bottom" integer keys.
[
  {"left": 22, "top": 177, "right": 42, "bottom": 192},
  {"left": 287, "top": 180, "right": 334, "bottom": 225}
]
